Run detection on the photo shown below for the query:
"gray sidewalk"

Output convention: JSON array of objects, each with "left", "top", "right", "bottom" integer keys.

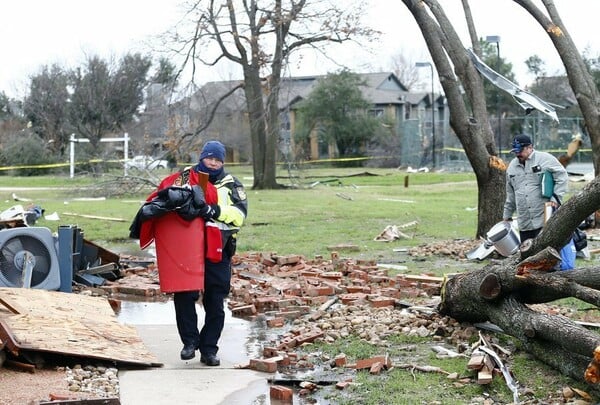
[{"left": 118, "top": 302, "right": 268, "bottom": 405}]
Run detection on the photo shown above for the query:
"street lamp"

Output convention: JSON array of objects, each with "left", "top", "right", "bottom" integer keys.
[
  {"left": 486, "top": 35, "right": 501, "bottom": 156},
  {"left": 416, "top": 61, "right": 435, "bottom": 168}
]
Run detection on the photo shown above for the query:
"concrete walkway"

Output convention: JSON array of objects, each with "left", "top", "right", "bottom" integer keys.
[{"left": 118, "top": 301, "right": 269, "bottom": 405}]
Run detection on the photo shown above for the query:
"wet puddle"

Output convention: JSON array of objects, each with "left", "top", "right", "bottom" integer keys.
[
  {"left": 115, "top": 298, "right": 334, "bottom": 404},
  {"left": 113, "top": 242, "right": 337, "bottom": 403}
]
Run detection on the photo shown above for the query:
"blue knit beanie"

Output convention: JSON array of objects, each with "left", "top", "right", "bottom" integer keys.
[{"left": 199, "top": 141, "right": 226, "bottom": 162}]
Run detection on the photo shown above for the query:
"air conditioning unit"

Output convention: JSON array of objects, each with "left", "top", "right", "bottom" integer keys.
[{"left": 0, "top": 227, "right": 60, "bottom": 290}]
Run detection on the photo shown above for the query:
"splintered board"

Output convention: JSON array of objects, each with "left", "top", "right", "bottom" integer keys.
[{"left": 0, "top": 287, "right": 161, "bottom": 367}]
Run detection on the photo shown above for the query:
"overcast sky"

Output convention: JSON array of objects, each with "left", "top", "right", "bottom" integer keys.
[{"left": 1, "top": 0, "right": 599, "bottom": 98}]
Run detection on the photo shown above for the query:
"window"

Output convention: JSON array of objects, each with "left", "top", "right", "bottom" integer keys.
[{"left": 369, "top": 108, "right": 384, "bottom": 117}]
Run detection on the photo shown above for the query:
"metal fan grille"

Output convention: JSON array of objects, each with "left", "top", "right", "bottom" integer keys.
[{"left": 0, "top": 235, "right": 52, "bottom": 287}]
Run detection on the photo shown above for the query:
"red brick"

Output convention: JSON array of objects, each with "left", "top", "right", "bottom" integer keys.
[
  {"left": 369, "top": 297, "right": 395, "bottom": 308},
  {"left": 336, "top": 381, "right": 352, "bottom": 390},
  {"left": 290, "top": 261, "right": 308, "bottom": 271},
  {"left": 270, "top": 385, "right": 293, "bottom": 401},
  {"left": 305, "top": 296, "right": 329, "bottom": 305},
  {"left": 262, "top": 347, "right": 280, "bottom": 358},
  {"left": 306, "top": 285, "right": 334, "bottom": 297},
  {"left": 274, "top": 299, "right": 296, "bottom": 309},
  {"left": 349, "top": 270, "right": 368, "bottom": 280},
  {"left": 339, "top": 292, "right": 367, "bottom": 304},
  {"left": 320, "top": 271, "right": 343, "bottom": 280},
  {"left": 395, "top": 276, "right": 416, "bottom": 287},
  {"left": 230, "top": 304, "right": 257, "bottom": 316},
  {"left": 260, "top": 256, "right": 277, "bottom": 266},
  {"left": 278, "top": 355, "right": 291, "bottom": 366},
  {"left": 276, "top": 255, "right": 302, "bottom": 265},
  {"left": 295, "top": 330, "right": 324, "bottom": 345},
  {"left": 276, "top": 310, "right": 301, "bottom": 320},
  {"left": 254, "top": 296, "right": 278, "bottom": 311},
  {"left": 249, "top": 357, "right": 280, "bottom": 373},
  {"left": 277, "top": 336, "right": 297, "bottom": 350},
  {"left": 369, "top": 361, "right": 383, "bottom": 374},
  {"left": 355, "top": 355, "right": 392, "bottom": 370},
  {"left": 266, "top": 317, "right": 285, "bottom": 327},
  {"left": 334, "top": 354, "right": 347, "bottom": 367}
]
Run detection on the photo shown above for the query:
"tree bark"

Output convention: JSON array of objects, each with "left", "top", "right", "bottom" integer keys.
[
  {"left": 513, "top": 0, "right": 600, "bottom": 176},
  {"left": 402, "top": 0, "right": 600, "bottom": 386},
  {"left": 439, "top": 177, "right": 600, "bottom": 385},
  {"left": 401, "top": 0, "right": 506, "bottom": 238},
  {"left": 178, "top": 0, "right": 375, "bottom": 190}
]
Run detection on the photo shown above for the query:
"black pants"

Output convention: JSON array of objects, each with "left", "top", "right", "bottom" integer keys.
[
  {"left": 519, "top": 227, "right": 542, "bottom": 243},
  {"left": 173, "top": 256, "right": 232, "bottom": 356}
]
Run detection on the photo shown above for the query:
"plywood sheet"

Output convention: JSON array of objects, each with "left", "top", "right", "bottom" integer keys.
[{"left": 0, "top": 288, "right": 161, "bottom": 367}]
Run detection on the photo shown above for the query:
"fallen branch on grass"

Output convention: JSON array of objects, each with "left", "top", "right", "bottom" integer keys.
[{"left": 62, "top": 212, "right": 126, "bottom": 222}]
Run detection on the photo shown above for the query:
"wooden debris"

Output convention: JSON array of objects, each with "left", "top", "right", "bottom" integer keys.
[
  {"left": 335, "top": 193, "right": 353, "bottom": 201},
  {"left": 0, "top": 288, "right": 161, "bottom": 367},
  {"left": 396, "top": 363, "right": 450, "bottom": 377},
  {"left": 62, "top": 212, "right": 126, "bottom": 222},
  {"left": 4, "top": 359, "right": 36, "bottom": 373}
]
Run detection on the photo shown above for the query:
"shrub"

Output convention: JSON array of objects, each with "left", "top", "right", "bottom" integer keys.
[{"left": 0, "top": 132, "right": 59, "bottom": 176}]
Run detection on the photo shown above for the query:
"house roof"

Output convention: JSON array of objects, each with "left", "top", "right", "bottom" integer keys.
[
  {"left": 186, "top": 71, "right": 430, "bottom": 112},
  {"left": 279, "top": 72, "right": 411, "bottom": 109}
]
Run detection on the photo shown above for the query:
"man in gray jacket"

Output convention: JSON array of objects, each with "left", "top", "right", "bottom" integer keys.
[{"left": 503, "top": 134, "right": 568, "bottom": 242}]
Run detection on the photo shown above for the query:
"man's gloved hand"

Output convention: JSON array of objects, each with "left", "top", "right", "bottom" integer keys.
[
  {"left": 190, "top": 185, "right": 205, "bottom": 207},
  {"left": 199, "top": 204, "right": 220, "bottom": 220}
]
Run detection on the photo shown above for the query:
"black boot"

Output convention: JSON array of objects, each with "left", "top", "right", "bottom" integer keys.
[
  {"left": 180, "top": 344, "right": 197, "bottom": 360},
  {"left": 200, "top": 353, "right": 220, "bottom": 366}
]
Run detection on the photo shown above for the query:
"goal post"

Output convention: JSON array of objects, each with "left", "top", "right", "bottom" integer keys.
[{"left": 69, "top": 133, "right": 130, "bottom": 178}]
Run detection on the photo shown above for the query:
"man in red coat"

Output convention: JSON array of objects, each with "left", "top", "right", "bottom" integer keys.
[{"left": 174, "top": 141, "right": 248, "bottom": 366}]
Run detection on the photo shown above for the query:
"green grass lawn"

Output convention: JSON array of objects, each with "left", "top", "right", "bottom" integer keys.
[
  {"left": 2, "top": 167, "right": 597, "bottom": 403},
  {"left": 0, "top": 168, "right": 479, "bottom": 267}
]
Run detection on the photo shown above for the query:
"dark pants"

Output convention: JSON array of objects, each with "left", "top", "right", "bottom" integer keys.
[
  {"left": 519, "top": 227, "right": 542, "bottom": 243},
  {"left": 173, "top": 256, "right": 232, "bottom": 356}
]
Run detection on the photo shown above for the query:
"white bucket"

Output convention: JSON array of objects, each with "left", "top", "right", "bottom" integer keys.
[{"left": 486, "top": 221, "right": 520, "bottom": 257}]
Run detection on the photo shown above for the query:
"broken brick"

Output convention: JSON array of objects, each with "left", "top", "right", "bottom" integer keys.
[
  {"left": 369, "top": 297, "right": 395, "bottom": 308},
  {"left": 230, "top": 304, "right": 257, "bottom": 316},
  {"left": 339, "top": 292, "right": 368, "bottom": 304},
  {"left": 369, "top": 361, "right": 383, "bottom": 374},
  {"left": 249, "top": 357, "right": 282, "bottom": 373},
  {"left": 355, "top": 355, "right": 392, "bottom": 370},
  {"left": 270, "top": 385, "right": 293, "bottom": 401},
  {"left": 306, "top": 285, "right": 334, "bottom": 297},
  {"left": 276, "top": 255, "right": 302, "bottom": 265},
  {"left": 334, "top": 354, "right": 347, "bottom": 367},
  {"left": 336, "top": 380, "right": 352, "bottom": 390},
  {"left": 266, "top": 317, "right": 285, "bottom": 327},
  {"left": 295, "top": 330, "right": 324, "bottom": 345},
  {"left": 277, "top": 336, "right": 298, "bottom": 350},
  {"left": 262, "top": 347, "right": 280, "bottom": 358}
]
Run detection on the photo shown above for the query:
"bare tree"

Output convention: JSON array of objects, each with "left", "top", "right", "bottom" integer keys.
[
  {"left": 513, "top": 0, "right": 600, "bottom": 176},
  {"left": 400, "top": 0, "right": 505, "bottom": 238},
  {"left": 389, "top": 51, "right": 421, "bottom": 91},
  {"left": 170, "top": 0, "right": 377, "bottom": 189},
  {"left": 400, "top": 0, "right": 600, "bottom": 385}
]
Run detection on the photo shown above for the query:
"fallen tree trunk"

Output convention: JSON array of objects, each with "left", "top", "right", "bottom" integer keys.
[
  {"left": 439, "top": 257, "right": 600, "bottom": 383},
  {"left": 438, "top": 175, "right": 600, "bottom": 385}
]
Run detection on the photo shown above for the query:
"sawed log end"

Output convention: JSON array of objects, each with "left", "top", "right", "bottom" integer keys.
[{"left": 584, "top": 346, "right": 600, "bottom": 384}]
